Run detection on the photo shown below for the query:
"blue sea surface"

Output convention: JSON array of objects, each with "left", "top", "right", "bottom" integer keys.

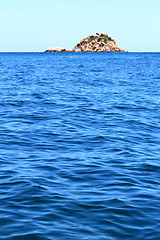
[{"left": 0, "top": 52, "right": 160, "bottom": 240}]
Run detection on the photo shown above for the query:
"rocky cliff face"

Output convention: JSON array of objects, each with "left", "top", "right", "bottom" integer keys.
[
  {"left": 45, "top": 33, "right": 125, "bottom": 52},
  {"left": 74, "top": 33, "right": 124, "bottom": 52}
]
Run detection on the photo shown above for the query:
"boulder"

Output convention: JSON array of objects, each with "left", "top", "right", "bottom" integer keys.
[{"left": 45, "top": 47, "right": 67, "bottom": 52}]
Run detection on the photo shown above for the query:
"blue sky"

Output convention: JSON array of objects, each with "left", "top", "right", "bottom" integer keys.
[{"left": 0, "top": 0, "right": 160, "bottom": 52}]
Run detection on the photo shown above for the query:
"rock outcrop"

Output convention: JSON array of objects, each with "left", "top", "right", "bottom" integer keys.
[
  {"left": 45, "top": 33, "right": 125, "bottom": 52},
  {"left": 74, "top": 33, "right": 124, "bottom": 52},
  {"left": 45, "top": 47, "right": 67, "bottom": 52}
]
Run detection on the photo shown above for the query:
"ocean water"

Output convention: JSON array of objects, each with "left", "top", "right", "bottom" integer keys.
[{"left": 0, "top": 52, "right": 160, "bottom": 240}]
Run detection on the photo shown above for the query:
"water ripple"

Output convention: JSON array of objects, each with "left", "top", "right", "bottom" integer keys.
[{"left": 0, "top": 52, "right": 160, "bottom": 239}]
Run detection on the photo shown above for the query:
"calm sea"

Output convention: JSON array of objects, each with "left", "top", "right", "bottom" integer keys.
[{"left": 0, "top": 52, "right": 160, "bottom": 240}]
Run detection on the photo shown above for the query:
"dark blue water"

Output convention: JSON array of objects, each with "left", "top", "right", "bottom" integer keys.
[{"left": 0, "top": 52, "right": 160, "bottom": 240}]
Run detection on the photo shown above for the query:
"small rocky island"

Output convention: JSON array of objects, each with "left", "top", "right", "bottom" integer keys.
[{"left": 45, "top": 33, "right": 125, "bottom": 52}]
